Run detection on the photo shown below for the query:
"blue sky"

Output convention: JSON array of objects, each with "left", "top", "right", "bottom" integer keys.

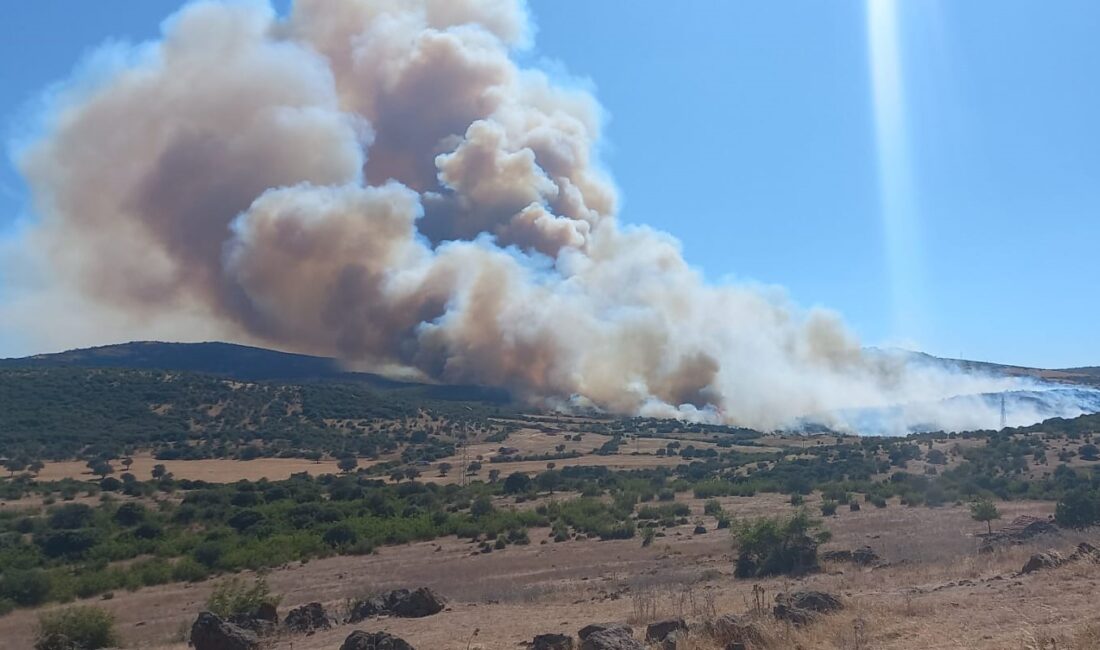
[{"left": 2, "top": 1, "right": 1098, "bottom": 368}]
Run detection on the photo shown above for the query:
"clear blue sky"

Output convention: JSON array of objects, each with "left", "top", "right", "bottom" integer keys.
[{"left": 1, "top": 1, "right": 1098, "bottom": 368}]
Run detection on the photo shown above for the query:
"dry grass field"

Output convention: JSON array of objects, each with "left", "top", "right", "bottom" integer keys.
[
  {"left": 34, "top": 454, "right": 351, "bottom": 484},
  {"left": 3, "top": 492, "right": 1097, "bottom": 650}
]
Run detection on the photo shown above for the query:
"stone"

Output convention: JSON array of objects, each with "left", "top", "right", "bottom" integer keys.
[
  {"left": 532, "top": 633, "right": 575, "bottom": 650},
  {"left": 190, "top": 612, "right": 260, "bottom": 650},
  {"left": 645, "top": 618, "right": 687, "bottom": 642},
  {"left": 340, "top": 630, "right": 415, "bottom": 650},
  {"left": 283, "top": 602, "right": 333, "bottom": 634},
  {"left": 1022, "top": 551, "right": 1065, "bottom": 574},
  {"left": 347, "top": 587, "right": 447, "bottom": 622}
]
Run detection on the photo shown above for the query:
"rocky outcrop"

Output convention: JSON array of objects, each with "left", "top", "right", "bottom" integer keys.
[
  {"left": 190, "top": 612, "right": 260, "bottom": 650},
  {"left": 1022, "top": 551, "right": 1066, "bottom": 574},
  {"left": 532, "top": 633, "right": 575, "bottom": 650},
  {"left": 283, "top": 602, "right": 334, "bottom": 634},
  {"left": 347, "top": 587, "right": 447, "bottom": 622},
  {"left": 340, "top": 631, "right": 416, "bottom": 650},
  {"left": 980, "top": 515, "right": 1059, "bottom": 553}
]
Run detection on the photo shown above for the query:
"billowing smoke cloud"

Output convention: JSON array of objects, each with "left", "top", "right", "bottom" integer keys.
[{"left": 5, "top": 0, "right": 1094, "bottom": 432}]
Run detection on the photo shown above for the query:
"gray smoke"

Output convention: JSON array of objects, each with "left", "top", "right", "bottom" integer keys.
[{"left": 4, "top": 0, "right": 1091, "bottom": 432}]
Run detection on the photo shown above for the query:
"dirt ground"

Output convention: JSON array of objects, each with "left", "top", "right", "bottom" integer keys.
[{"left": 3, "top": 495, "right": 1097, "bottom": 650}]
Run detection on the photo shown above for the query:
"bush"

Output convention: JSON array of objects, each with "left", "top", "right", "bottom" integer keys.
[
  {"left": 820, "top": 500, "right": 838, "bottom": 516},
  {"left": 0, "top": 568, "right": 52, "bottom": 606},
  {"left": 703, "top": 500, "right": 723, "bottom": 516},
  {"left": 732, "top": 510, "right": 829, "bottom": 578},
  {"left": 1055, "top": 488, "right": 1100, "bottom": 529},
  {"left": 35, "top": 606, "right": 119, "bottom": 650},
  {"left": 205, "top": 576, "right": 280, "bottom": 618}
]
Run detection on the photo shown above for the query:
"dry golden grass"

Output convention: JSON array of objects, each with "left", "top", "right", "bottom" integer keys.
[{"left": 2, "top": 493, "right": 1097, "bottom": 649}]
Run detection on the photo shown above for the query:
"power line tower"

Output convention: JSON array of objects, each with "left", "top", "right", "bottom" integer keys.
[{"left": 1000, "top": 393, "right": 1007, "bottom": 429}]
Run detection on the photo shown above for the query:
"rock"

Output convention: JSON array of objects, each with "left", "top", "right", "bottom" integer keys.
[
  {"left": 283, "top": 602, "right": 333, "bottom": 634},
  {"left": 773, "top": 590, "right": 843, "bottom": 626},
  {"left": 226, "top": 601, "right": 279, "bottom": 636},
  {"left": 578, "top": 623, "right": 632, "bottom": 640},
  {"left": 693, "top": 525, "right": 707, "bottom": 535},
  {"left": 645, "top": 618, "right": 687, "bottom": 642},
  {"left": 1071, "top": 542, "right": 1100, "bottom": 561},
  {"left": 823, "top": 547, "right": 878, "bottom": 566},
  {"left": 849, "top": 501, "right": 861, "bottom": 512},
  {"left": 777, "top": 590, "right": 843, "bottom": 614},
  {"left": 851, "top": 546, "right": 879, "bottom": 566},
  {"left": 1022, "top": 551, "right": 1065, "bottom": 574},
  {"left": 580, "top": 629, "right": 643, "bottom": 650},
  {"left": 660, "top": 629, "right": 686, "bottom": 649},
  {"left": 982, "top": 515, "right": 1060, "bottom": 551},
  {"left": 533, "top": 633, "right": 575, "bottom": 650},
  {"left": 190, "top": 612, "right": 260, "bottom": 650},
  {"left": 710, "top": 614, "right": 765, "bottom": 647},
  {"left": 578, "top": 623, "right": 641, "bottom": 650},
  {"left": 347, "top": 587, "right": 447, "bottom": 622},
  {"left": 340, "top": 631, "right": 416, "bottom": 650},
  {"left": 772, "top": 603, "right": 816, "bottom": 626}
]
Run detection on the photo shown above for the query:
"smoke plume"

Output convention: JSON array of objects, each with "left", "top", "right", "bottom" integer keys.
[{"left": 4, "top": 0, "right": 1088, "bottom": 432}]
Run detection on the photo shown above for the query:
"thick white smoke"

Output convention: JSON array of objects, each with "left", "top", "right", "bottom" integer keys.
[{"left": 4, "top": 0, "right": 1089, "bottom": 432}]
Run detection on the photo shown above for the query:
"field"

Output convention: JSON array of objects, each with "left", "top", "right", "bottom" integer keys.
[{"left": 1, "top": 492, "right": 1097, "bottom": 650}]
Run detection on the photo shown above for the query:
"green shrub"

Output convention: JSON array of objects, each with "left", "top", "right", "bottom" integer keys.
[
  {"left": 35, "top": 606, "right": 118, "bottom": 650},
  {"left": 1, "top": 568, "right": 52, "bottom": 606},
  {"left": 205, "top": 576, "right": 280, "bottom": 618},
  {"left": 820, "top": 500, "right": 838, "bottom": 516},
  {"left": 703, "top": 500, "right": 723, "bottom": 516},
  {"left": 732, "top": 510, "right": 829, "bottom": 578}
]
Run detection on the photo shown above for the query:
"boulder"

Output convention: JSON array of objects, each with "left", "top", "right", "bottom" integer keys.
[
  {"left": 1021, "top": 551, "right": 1065, "bottom": 574},
  {"left": 693, "top": 525, "right": 707, "bottom": 535},
  {"left": 849, "top": 501, "right": 861, "bottom": 512},
  {"left": 283, "top": 602, "right": 333, "bottom": 634},
  {"left": 777, "top": 590, "right": 843, "bottom": 614},
  {"left": 660, "top": 629, "right": 686, "bottom": 650},
  {"left": 710, "top": 614, "right": 764, "bottom": 647},
  {"left": 645, "top": 618, "right": 687, "bottom": 642},
  {"left": 347, "top": 587, "right": 447, "bottom": 622},
  {"left": 773, "top": 590, "right": 843, "bottom": 626},
  {"left": 578, "top": 623, "right": 632, "bottom": 640},
  {"left": 190, "top": 612, "right": 260, "bottom": 650},
  {"left": 578, "top": 623, "right": 641, "bottom": 650},
  {"left": 851, "top": 546, "right": 879, "bottom": 566},
  {"left": 227, "top": 602, "right": 279, "bottom": 636},
  {"left": 533, "top": 633, "right": 575, "bottom": 650},
  {"left": 340, "top": 631, "right": 416, "bottom": 650}
]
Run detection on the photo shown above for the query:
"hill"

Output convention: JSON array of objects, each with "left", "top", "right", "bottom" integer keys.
[{"left": 0, "top": 342, "right": 515, "bottom": 462}]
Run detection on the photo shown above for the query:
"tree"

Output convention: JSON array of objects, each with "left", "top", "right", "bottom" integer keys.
[
  {"left": 151, "top": 464, "right": 167, "bottom": 480},
  {"left": 404, "top": 467, "right": 421, "bottom": 481},
  {"left": 536, "top": 470, "right": 562, "bottom": 495},
  {"left": 503, "top": 472, "right": 532, "bottom": 494},
  {"left": 969, "top": 497, "right": 1001, "bottom": 535},
  {"left": 389, "top": 470, "right": 405, "bottom": 484},
  {"left": 437, "top": 462, "right": 453, "bottom": 477},
  {"left": 28, "top": 460, "right": 45, "bottom": 476},
  {"left": 1080, "top": 444, "right": 1100, "bottom": 461},
  {"left": 470, "top": 495, "right": 494, "bottom": 518},
  {"left": 87, "top": 460, "right": 113, "bottom": 479},
  {"left": 5, "top": 457, "right": 27, "bottom": 477},
  {"left": 488, "top": 469, "right": 501, "bottom": 484},
  {"left": 120, "top": 457, "right": 134, "bottom": 472},
  {"left": 337, "top": 456, "right": 358, "bottom": 474}
]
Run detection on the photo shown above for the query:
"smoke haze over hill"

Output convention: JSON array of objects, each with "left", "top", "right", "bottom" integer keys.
[{"left": 3, "top": 0, "right": 1097, "bottom": 432}]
